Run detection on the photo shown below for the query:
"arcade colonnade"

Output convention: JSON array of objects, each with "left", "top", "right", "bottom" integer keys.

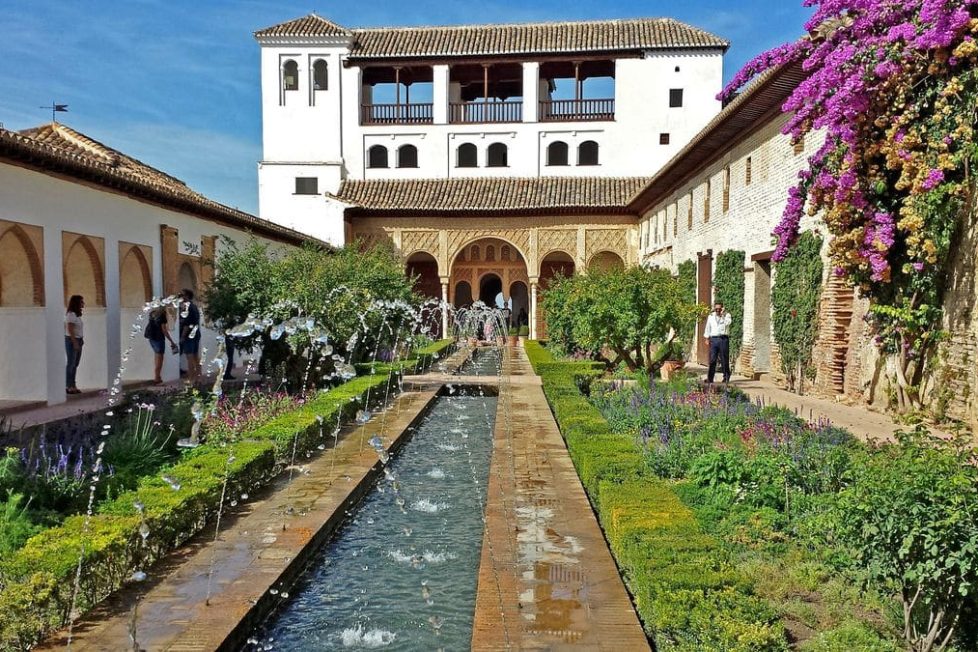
[{"left": 352, "top": 219, "right": 633, "bottom": 338}]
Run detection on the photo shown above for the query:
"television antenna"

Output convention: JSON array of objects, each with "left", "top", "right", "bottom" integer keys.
[{"left": 40, "top": 101, "right": 69, "bottom": 122}]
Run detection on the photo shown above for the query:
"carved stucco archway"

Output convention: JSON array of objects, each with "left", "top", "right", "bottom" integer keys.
[{"left": 351, "top": 217, "right": 638, "bottom": 338}]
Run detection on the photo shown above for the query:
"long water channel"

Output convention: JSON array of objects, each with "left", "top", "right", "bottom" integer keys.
[{"left": 246, "top": 353, "right": 501, "bottom": 650}]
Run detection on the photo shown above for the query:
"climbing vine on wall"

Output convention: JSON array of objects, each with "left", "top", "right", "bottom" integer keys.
[
  {"left": 772, "top": 232, "right": 824, "bottom": 392},
  {"left": 714, "top": 250, "right": 746, "bottom": 364},
  {"left": 676, "top": 260, "right": 697, "bottom": 355}
]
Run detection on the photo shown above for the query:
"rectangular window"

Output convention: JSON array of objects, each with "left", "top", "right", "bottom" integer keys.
[
  {"left": 669, "top": 89, "right": 684, "bottom": 108},
  {"left": 295, "top": 177, "right": 319, "bottom": 195},
  {"left": 687, "top": 193, "right": 693, "bottom": 231},
  {"left": 704, "top": 180, "right": 711, "bottom": 223},
  {"left": 672, "top": 204, "right": 678, "bottom": 237},
  {"left": 793, "top": 139, "right": 805, "bottom": 155},
  {"left": 723, "top": 167, "right": 731, "bottom": 213},
  {"left": 662, "top": 211, "right": 668, "bottom": 241},
  {"left": 659, "top": 133, "right": 671, "bottom": 145},
  {"left": 746, "top": 157, "right": 753, "bottom": 185}
]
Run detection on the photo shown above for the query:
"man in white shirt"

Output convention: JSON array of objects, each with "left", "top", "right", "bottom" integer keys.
[{"left": 703, "top": 301, "right": 733, "bottom": 383}]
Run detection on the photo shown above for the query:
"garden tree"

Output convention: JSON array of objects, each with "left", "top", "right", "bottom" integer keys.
[
  {"left": 542, "top": 266, "right": 702, "bottom": 372},
  {"left": 723, "top": 0, "right": 978, "bottom": 412},
  {"left": 205, "top": 239, "right": 417, "bottom": 389},
  {"left": 771, "top": 232, "right": 824, "bottom": 393},
  {"left": 834, "top": 429, "right": 978, "bottom": 652}
]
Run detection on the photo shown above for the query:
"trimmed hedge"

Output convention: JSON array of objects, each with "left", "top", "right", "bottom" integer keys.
[
  {"left": 0, "top": 342, "right": 451, "bottom": 650},
  {"left": 530, "top": 349, "right": 786, "bottom": 650}
]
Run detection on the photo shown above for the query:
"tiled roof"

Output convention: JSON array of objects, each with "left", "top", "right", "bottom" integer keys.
[
  {"left": 254, "top": 14, "right": 351, "bottom": 38},
  {"left": 256, "top": 14, "right": 729, "bottom": 58},
  {"left": 333, "top": 176, "right": 650, "bottom": 216},
  {"left": 0, "top": 123, "right": 317, "bottom": 245},
  {"left": 627, "top": 61, "right": 807, "bottom": 213}
]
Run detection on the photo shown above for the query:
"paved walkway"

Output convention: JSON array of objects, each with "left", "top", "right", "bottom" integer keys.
[
  {"left": 39, "top": 387, "right": 439, "bottom": 651},
  {"left": 472, "top": 347, "right": 650, "bottom": 651}
]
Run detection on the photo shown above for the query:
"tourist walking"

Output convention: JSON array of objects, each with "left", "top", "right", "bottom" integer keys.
[
  {"left": 64, "top": 294, "right": 84, "bottom": 394},
  {"left": 179, "top": 289, "right": 202, "bottom": 385},
  {"left": 704, "top": 301, "right": 733, "bottom": 384},
  {"left": 145, "top": 306, "right": 178, "bottom": 384}
]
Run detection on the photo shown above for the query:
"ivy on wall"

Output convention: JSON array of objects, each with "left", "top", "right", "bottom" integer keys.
[
  {"left": 714, "top": 250, "right": 746, "bottom": 363},
  {"left": 772, "top": 231, "right": 824, "bottom": 392},
  {"left": 676, "top": 260, "right": 697, "bottom": 355}
]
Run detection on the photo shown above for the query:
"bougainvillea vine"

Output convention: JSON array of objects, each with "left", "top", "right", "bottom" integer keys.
[{"left": 723, "top": 0, "right": 978, "bottom": 412}]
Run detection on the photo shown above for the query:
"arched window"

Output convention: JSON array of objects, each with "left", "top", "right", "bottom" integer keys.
[
  {"left": 312, "top": 59, "right": 328, "bottom": 90},
  {"left": 547, "top": 141, "right": 569, "bottom": 166},
  {"left": 282, "top": 60, "right": 298, "bottom": 91},
  {"left": 457, "top": 143, "right": 478, "bottom": 168},
  {"left": 578, "top": 141, "right": 599, "bottom": 166},
  {"left": 471, "top": 245, "right": 480, "bottom": 260},
  {"left": 501, "top": 245, "right": 510, "bottom": 260},
  {"left": 397, "top": 144, "right": 418, "bottom": 168},
  {"left": 487, "top": 143, "right": 508, "bottom": 168},
  {"left": 367, "top": 145, "right": 389, "bottom": 169},
  {"left": 486, "top": 245, "right": 495, "bottom": 261}
]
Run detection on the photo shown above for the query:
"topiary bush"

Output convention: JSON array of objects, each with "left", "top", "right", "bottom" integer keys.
[
  {"left": 714, "top": 250, "right": 746, "bottom": 363},
  {"left": 772, "top": 231, "right": 824, "bottom": 392}
]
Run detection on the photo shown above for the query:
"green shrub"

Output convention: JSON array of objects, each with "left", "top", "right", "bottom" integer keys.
[
  {"left": 714, "top": 249, "right": 746, "bottom": 363},
  {"left": 0, "top": 493, "right": 45, "bottom": 560}
]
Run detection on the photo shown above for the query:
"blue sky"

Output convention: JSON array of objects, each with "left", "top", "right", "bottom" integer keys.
[{"left": 0, "top": 0, "right": 812, "bottom": 215}]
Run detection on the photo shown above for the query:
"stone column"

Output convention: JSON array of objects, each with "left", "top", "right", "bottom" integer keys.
[
  {"left": 103, "top": 235, "right": 121, "bottom": 394},
  {"left": 44, "top": 229, "right": 66, "bottom": 405},
  {"left": 440, "top": 277, "right": 450, "bottom": 339},
  {"left": 522, "top": 62, "right": 540, "bottom": 123},
  {"left": 433, "top": 64, "right": 450, "bottom": 124},
  {"left": 529, "top": 278, "right": 539, "bottom": 340}
]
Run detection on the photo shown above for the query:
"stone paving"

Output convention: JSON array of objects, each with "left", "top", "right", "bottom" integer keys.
[
  {"left": 38, "top": 387, "right": 439, "bottom": 651},
  {"left": 471, "top": 347, "right": 650, "bottom": 651}
]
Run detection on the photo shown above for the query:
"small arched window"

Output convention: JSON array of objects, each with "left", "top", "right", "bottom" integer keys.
[
  {"left": 486, "top": 245, "right": 495, "bottom": 261},
  {"left": 471, "top": 245, "right": 480, "bottom": 260},
  {"left": 487, "top": 143, "right": 508, "bottom": 168},
  {"left": 547, "top": 141, "right": 569, "bottom": 166},
  {"left": 312, "top": 59, "right": 328, "bottom": 90},
  {"left": 501, "top": 245, "right": 510, "bottom": 260},
  {"left": 397, "top": 144, "right": 418, "bottom": 168},
  {"left": 578, "top": 141, "right": 599, "bottom": 166},
  {"left": 457, "top": 143, "right": 478, "bottom": 168},
  {"left": 282, "top": 60, "right": 299, "bottom": 91},
  {"left": 367, "top": 145, "right": 389, "bottom": 169}
]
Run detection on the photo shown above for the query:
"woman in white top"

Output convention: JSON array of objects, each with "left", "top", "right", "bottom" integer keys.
[{"left": 65, "top": 294, "right": 85, "bottom": 394}]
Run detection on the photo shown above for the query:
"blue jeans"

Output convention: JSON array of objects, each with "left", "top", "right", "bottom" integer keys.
[{"left": 65, "top": 336, "right": 83, "bottom": 389}]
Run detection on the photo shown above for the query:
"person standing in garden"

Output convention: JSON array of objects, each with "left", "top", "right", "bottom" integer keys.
[
  {"left": 64, "top": 294, "right": 85, "bottom": 394},
  {"left": 145, "top": 306, "right": 178, "bottom": 384},
  {"left": 704, "top": 300, "right": 732, "bottom": 384},
  {"left": 179, "top": 288, "right": 202, "bottom": 385}
]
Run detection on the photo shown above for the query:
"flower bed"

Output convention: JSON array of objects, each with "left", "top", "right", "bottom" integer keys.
[{"left": 0, "top": 341, "right": 451, "bottom": 649}]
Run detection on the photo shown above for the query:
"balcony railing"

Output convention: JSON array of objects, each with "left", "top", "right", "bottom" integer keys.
[
  {"left": 449, "top": 101, "right": 522, "bottom": 124},
  {"left": 540, "top": 98, "right": 615, "bottom": 122},
  {"left": 361, "top": 103, "right": 434, "bottom": 125}
]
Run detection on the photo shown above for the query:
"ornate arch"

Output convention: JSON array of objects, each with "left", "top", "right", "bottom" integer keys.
[
  {"left": 448, "top": 234, "right": 529, "bottom": 270},
  {"left": 119, "top": 244, "right": 153, "bottom": 308},
  {"left": 63, "top": 234, "right": 106, "bottom": 306},
  {"left": 587, "top": 250, "right": 626, "bottom": 273},
  {"left": 0, "top": 223, "right": 44, "bottom": 307}
]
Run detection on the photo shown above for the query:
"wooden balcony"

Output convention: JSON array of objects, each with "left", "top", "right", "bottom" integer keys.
[
  {"left": 361, "top": 103, "right": 434, "bottom": 125},
  {"left": 449, "top": 101, "right": 522, "bottom": 124},
  {"left": 539, "top": 98, "right": 615, "bottom": 122}
]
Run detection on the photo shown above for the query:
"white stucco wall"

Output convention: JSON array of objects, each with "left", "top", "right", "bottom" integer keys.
[{"left": 0, "top": 162, "right": 296, "bottom": 405}]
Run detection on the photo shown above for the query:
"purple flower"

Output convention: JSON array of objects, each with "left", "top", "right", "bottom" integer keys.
[{"left": 921, "top": 168, "right": 945, "bottom": 190}]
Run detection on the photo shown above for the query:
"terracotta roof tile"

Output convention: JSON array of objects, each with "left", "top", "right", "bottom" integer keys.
[
  {"left": 255, "top": 14, "right": 351, "bottom": 38},
  {"left": 0, "top": 123, "right": 317, "bottom": 245},
  {"left": 256, "top": 14, "right": 728, "bottom": 58},
  {"left": 333, "top": 176, "right": 649, "bottom": 215}
]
